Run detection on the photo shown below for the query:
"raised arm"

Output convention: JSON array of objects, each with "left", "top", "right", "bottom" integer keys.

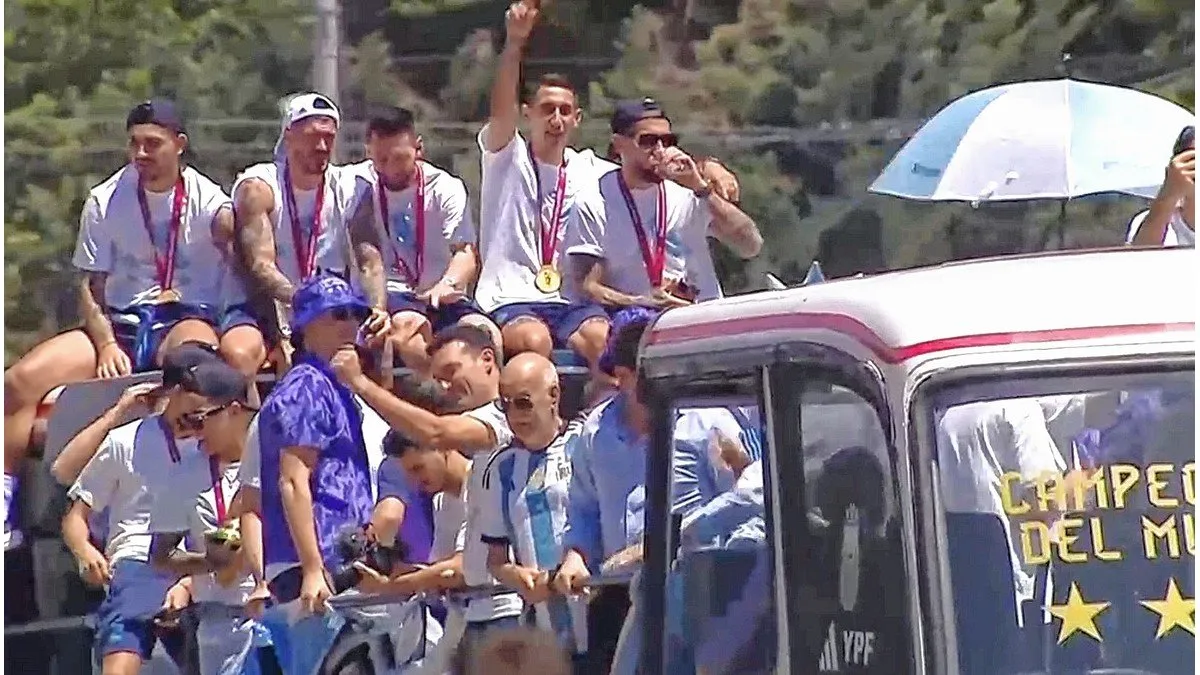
[
  {"left": 234, "top": 178, "right": 294, "bottom": 305},
  {"left": 346, "top": 192, "right": 388, "bottom": 311},
  {"left": 482, "top": 1, "right": 539, "bottom": 153},
  {"left": 51, "top": 383, "right": 155, "bottom": 485}
]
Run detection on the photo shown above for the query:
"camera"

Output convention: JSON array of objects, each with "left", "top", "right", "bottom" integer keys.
[{"left": 327, "top": 525, "right": 407, "bottom": 594}]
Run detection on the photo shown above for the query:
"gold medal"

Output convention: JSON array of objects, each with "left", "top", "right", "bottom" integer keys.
[
  {"left": 534, "top": 264, "right": 562, "bottom": 293},
  {"left": 153, "top": 288, "right": 181, "bottom": 304}
]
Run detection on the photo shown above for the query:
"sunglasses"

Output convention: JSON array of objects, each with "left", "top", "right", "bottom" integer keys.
[
  {"left": 498, "top": 395, "right": 535, "bottom": 413},
  {"left": 633, "top": 133, "right": 678, "bottom": 150},
  {"left": 180, "top": 403, "right": 232, "bottom": 431}
]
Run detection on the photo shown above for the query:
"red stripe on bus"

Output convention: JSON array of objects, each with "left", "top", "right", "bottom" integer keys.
[{"left": 646, "top": 313, "right": 1194, "bottom": 364}]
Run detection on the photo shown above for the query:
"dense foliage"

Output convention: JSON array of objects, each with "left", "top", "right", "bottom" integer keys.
[{"left": 4, "top": 0, "right": 1193, "bottom": 362}]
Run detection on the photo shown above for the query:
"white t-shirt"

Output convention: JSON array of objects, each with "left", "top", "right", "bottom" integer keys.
[
  {"left": 147, "top": 455, "right": 253, "bottom": 606},
  {"left": 344, "top": 160, "right": 476, "bottom": 294},
  {"left": 430, "top": 464, "right": 470, "bottom": 563},
  {"left": 474, "top": 126, "right": 619, "bottom": 311},
  {"left": 460, "top": 401, "right": 523, "bottom": 622},
  {"left": 72, "top": 165, "right": 234, "bottom": 309},
  {"left": 231, "top": 162, "right": 357, "bottom": 295},
  {"left": 566, "top": 169, "right": 723, "bottom": 302},
  {"left": 68, "top": 416, "right": 202, "bottom": 564},
  {"left": 237, "top": 414, "right": 262, "bottom": 490},
  {"left": 1125, "top": 208, "right": 1196, "bottom": 247}
]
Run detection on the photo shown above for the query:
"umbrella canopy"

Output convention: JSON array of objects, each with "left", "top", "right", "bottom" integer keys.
[{"left": 869, "top": 79, "right": 1195, "bottom": 202}]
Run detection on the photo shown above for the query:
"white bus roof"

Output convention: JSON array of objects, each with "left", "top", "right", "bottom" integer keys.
[{"left": 644, "top": 247, "right": 1195, "bottom": 367}]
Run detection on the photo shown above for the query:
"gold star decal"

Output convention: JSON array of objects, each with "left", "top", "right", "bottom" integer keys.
[
  {"left": 1140, "top": 578, "right": 1195, "bottom": 639},
  {"left": 1049, "top": 582, "right": 1110, "bottom": 644}
]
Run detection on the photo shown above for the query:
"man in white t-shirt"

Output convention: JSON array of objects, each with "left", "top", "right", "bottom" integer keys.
[
  {"left": 345, "top": 106, "right": 501, "bottom": 373},
  {"left": 4, "top": 99, "right": 236, "bottom": 517},
  {"left": 229, "top": 92, "right": 379, "bottom": 373},
  {"left": 1126, "top": 125, "right": 1195, "bottom": 247},
  {"left": 566, "top": 98, "right": 763, "bottom": 311},
  {"left": 145, "top": 360, "right": 260, "bottom": 675},
  {"left": 330, "top": 324, "right": 526, "bottom": 659},
  {"left": 61, "top": 345, "right": 226, "bottom": 675}
]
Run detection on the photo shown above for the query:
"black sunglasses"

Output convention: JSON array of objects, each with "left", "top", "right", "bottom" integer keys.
[
  {"left": 633, "top": 133, "right": 678, "bottom": 150},
  {"left": 328, "top": 307, "right": 368, "bottom": 323},
  {"left": 498, "top": 395, "right": 535, "bottom": 413},
  {"left": 180, "top": 403, "right": 232, "bottom": 431}
]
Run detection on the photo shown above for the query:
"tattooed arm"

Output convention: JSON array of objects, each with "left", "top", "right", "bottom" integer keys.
[
  {"left": 700, "top": 191, "right": 763, "bottom": 259},
  {"left": 234, "top": 178, "right": 294, "bottom": 305},
  {"left": 79, "top": 272, "right": 117, "bottom": 351},
  {"left": 346, "top": 193, "right": 387, "bottom": 311},
  {"left": 571, "top": 255, "right": 641, "bottom": 308},
  {"left": 210, "top": 204, "right": 237, "bottom": 259}
]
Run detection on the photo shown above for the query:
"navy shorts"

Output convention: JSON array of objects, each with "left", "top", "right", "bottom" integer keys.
[
  {"left": 93, "top": 559, "right": 187, "bottom": 663},
  {"left": 387, "top": 291, "right": 485, "bottom": 334},
  {"left": 108, "top": 303, "right": 218, "bottom": 373},
  {"left": 489, "top": 302, "right": 608, "bottom": 349}
]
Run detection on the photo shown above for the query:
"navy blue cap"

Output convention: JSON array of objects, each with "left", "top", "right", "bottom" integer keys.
[
  {"left": 610, "top": 98, "right": 668, "bottom": 135},
  {"left": 160, "top": 341, "right": 222, "bottom": 389},
  {"left": 180, "top": 360, "right": 254, "bottom": 407},
  {"left": 292, "top": 274, "right": 372, "bottom": 335},
  {"left": 126, "top": 99, "right": 186, "bottom": 134},
  {"left": 599, "top": 306, "right": 659, "bottom": 377}
]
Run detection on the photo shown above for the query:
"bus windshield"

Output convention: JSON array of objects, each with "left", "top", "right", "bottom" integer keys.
[{"left": 929, "top": 366, "right": 1195, "bottom": 675}]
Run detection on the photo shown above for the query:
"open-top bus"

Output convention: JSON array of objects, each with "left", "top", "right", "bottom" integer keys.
[{"left": 638, "top": 246, "right": 1195, "bottom": 675}]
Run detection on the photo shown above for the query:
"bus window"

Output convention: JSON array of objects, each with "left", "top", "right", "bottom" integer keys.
[
  {"left": 790, "top": 381, "right": 908, "bottom": 674},
  {"left": 930, "top": 369, "right": 1195, "bottom": 675},
  {"left": 668, "top": 399, "right": 775, "bottom": 675}
]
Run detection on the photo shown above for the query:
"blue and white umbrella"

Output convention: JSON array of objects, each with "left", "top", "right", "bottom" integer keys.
[{"left": 869, "top": 79, "right": 1195, "bottom": 202}]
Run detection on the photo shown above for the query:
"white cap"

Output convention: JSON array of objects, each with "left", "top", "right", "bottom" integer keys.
[{"left": 273, "top": 92, "right": 341, "bottom": 160}]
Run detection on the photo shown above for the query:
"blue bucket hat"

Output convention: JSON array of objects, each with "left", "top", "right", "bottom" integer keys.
[
  {"left": 291, "top": 274, "right": 371, "bottom": 335},
  {"left": 599, "top": 306, "right": 660, "bottom": 377}
]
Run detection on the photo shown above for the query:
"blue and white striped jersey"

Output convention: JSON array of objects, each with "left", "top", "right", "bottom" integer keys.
[{"left": 478, "top": 419, "right": 588, "bottom": 653}]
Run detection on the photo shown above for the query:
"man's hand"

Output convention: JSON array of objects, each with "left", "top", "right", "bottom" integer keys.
[
  {"left": 114, "top": 381, "right": 160, "bottom": 415},
  {"left": 76, "top": 547, "right": 112, "bottom": 587},
  {"left": 504, "top": 565, "right": 553, "bottom": 604},
  {"left": 700, "top": 160, "right": 740, "bottom": 203},
  {"left": 96, "top": 342, "right": 133, "bottom": 379},
  {"left": 245, "top": 582, "right": 272, "bottom": 620},
  {"left": 601, "top": 543, "right": 644, "bottom": 574},
  {"left": 418, "top": 279, "right": 465, "bottom": 310},
  {"left": 505, "top": 0, "right": 540, "bottom": 46},
  {"left": 655, "top": 147, "right": 707, "bottom": 192},
  {"left": 711, "top": 429, "right": 752, "bottom": 479},
  {"left": 640, "top": 287, "right": 691, "bottom": 310},
  {"left": 1161, "top": 149, "right": 1196, "bottom": 202},
  {"left": 157, "top": 580, "right": 192, "bottom": 627},
  {"left": 330, "top": 344, "right": 366, "bottom": 387},
  {"left": 299, "top": 569, "right": 333, "bottom": 615},
  {"left": 361, "top": 308, "right": 392, "bottom": 349},
  {"left": 552, "top": 551, "right": 591, "bottom": 597}
]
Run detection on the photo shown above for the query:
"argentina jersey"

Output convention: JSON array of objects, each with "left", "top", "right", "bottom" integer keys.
[{"left": 478, "top": 420, "right": 588, "bottom": 653}]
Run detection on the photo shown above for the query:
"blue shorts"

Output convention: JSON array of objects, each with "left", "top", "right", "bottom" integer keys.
[
  {"left": 490, "top": 301, "right": 608, "bottom": 349},
  {"left": 93, "top": 559, "right": 187, "bottom": 663},
  {"left": 108, "top": 303, "right": 219, "bottom": 372},
  {"left": 387, "top": 291, "right": 485, "bottom": 334}
]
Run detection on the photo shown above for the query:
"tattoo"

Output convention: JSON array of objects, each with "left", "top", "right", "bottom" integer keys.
[
  {"left": 79, "top": 271, "right": 116, "bottom": 348},
  {"left": 705, "top": 194, "right": 763, "bottom": 259},
  {"left": 211, "top": 204, "right": 237, "bottom": 256},
  {"left": 572, "top": 254, "right": 642, "bottom": 307},
  {"left": 347, "top": 194, "right": 387, "bottom": 309},
  {"left": 445, "top": 243, "right": 479, "bottom": 288},
  {"left": 234, "top": 178, "right": 295, "bottom": 305}
]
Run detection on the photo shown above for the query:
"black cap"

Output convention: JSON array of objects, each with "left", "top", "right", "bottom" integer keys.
[
  {"left": 180, "top": 361, "right": 254, "bottom": 408},
  {"left": 126, "top": 99, "right": 186, "bottom": 134},
  {"left": 1173, "top": 126, "right": 1195, "bottom": 156},
  {"left": 160, "top": 341, "right": 222, "bottom": 389},
  {"left": 610, "top": 97, "right": 668, "bottom": 135}
]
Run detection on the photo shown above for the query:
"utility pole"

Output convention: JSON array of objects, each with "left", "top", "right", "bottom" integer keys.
[{"left": 314, "top": 0, "right": 343, "bottom": 161}]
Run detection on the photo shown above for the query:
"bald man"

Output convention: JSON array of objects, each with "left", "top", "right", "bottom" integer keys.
[{"left": 477, "top": 352, "right": 592, "bottom": 664}]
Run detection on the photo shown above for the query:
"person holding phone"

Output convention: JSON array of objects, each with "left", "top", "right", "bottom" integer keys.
[{"left": 1127, "top": 125, "right": 1195, "bottom": 247}]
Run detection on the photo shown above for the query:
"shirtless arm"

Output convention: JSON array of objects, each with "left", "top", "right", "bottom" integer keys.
[
  {"left": 482, "top": 2, "right": 538, "bottom": 152},
  {"left": 210, "top": 204, "right": 236, "bottom": 258},
  {"left": 347, "top": 194, "right": 387, "bottom": 310},
  {"left": 234, "top": 178, "right": 294, "bottom": 305}
]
